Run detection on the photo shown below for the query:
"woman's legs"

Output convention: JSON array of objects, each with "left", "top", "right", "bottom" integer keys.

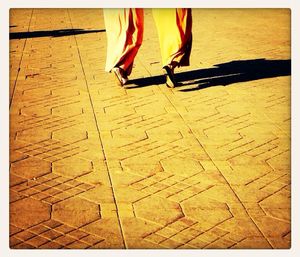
[
  {"left": 104, "top": 8, "right": 144, "bottom": 85},
  {"left": 152, "top": 8, "right": 192, "bottom": 87}
]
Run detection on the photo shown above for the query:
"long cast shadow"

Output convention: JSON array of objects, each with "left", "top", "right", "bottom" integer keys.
[
  {"left": 127, "top": 59, "right": 291, "bottom": 90},
  {"left": 9, "top": 28, "right": 105, "bottom": 40}
]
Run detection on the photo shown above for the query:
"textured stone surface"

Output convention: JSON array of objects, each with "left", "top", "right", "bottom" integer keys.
[
  {"left": 10, "top": 157, "right": 51, "bottom": 179},
  {"left": 10, "top": 198, "right": 51, "bottom": 229},
  {"left": 52, "top": 197, "right": 100, "bottom": 227},
  {"left": 134, "top": 196, "right": 184, "bottom": 226}
]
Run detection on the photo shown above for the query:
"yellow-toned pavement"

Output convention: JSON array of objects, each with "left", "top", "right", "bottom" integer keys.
[{"left": 9, "top": 9, "right": 291, "bottom": 249}]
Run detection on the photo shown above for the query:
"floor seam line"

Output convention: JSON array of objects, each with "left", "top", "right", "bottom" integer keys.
[
  {"left": 9, "top": 9, "right": 34, "bottom": 109},
  {"left": 66, "top": 9, "right": 127, "bottom": 248}
]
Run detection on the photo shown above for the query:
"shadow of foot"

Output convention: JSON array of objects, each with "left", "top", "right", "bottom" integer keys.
[{"left": 127, "top": 58, "right": 291, "bottom": 91}]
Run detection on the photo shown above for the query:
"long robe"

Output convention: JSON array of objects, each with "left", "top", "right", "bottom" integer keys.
[
  {"left": 152, "top": 8, "right": 192, "bottom": 68},
  {"left": 104, "top": 8, "right": 192, "bottom": 75},
  {"left": 103, "top": 8, "right": 144, "bottom": 76}
]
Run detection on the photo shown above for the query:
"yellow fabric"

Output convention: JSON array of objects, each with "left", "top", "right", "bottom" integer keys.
[
  {"left": 104, "top": 8, "right": 192, "bottom": 75},
  {"left": 152, "top": 8, "right": 192, "bottom": 67}
]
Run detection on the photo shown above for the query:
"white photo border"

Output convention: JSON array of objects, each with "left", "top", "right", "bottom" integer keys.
[{"left": 1, "top": 1, "right": 299, "bottom": 257}]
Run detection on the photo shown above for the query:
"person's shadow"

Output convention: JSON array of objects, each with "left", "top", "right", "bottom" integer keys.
[
  {"left": 127, "top": 58, "right": 291, "bottom": 91},
  {"left": 9, "top": 28, "right": 105, "bottom": 40}
]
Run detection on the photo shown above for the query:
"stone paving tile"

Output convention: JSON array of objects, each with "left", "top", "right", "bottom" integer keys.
[{"left": 9, "top": 8, "right": 290, "bottom": 249}]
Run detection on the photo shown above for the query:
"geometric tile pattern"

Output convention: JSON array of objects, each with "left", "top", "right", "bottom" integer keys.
[
  {"left": 13, "top": 138, "right": 88, "bottom": 162},
  {"left": 9, "top": 8, "right": 291, "bottom": 249},
  {"left": 17, "top": 113, "right": 83, "bottom": 132},
  {"left": 10, "top": 173, "right": 95, "bottom": 205},
  {"left": 129, "top": 171, "right": 215, "bottom": 203},
  {"left": 10, "top": 220, "right": 105, "bottom": 249}
]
